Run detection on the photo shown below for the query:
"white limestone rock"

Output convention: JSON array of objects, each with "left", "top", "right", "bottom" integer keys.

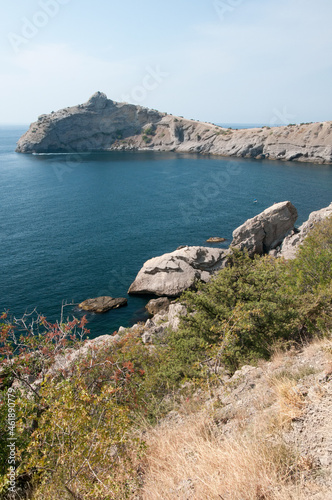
[
  {"left": 231, "top": 201, "right": 298, "bottom": 255},
  {"left": 279, "top": 202, "right": 332, "bottom": 259},
  {"left": 128, "top": 246, "right": 228, "bottom": 297}
]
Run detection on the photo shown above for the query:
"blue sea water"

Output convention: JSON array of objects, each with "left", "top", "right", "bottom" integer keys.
[{"left": 1, "top": 126, "right": 332, "bottom": 338}]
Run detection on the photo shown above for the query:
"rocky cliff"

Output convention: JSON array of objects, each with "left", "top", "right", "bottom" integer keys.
[{"left": 16, "top": 92, "right": 332, "bottom": 164}]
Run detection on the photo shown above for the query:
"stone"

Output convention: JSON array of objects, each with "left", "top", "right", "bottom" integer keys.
[
  {"left": 231, "top": 201, "right": 298, "bottom": 255},
  {"left": 142, "top": 332, "right": 154, "bottom": 344},
  {"left": 146, "top": 297, "right": 171, "bottom": 316},
  {"left": 168, "top": 303, "right": 187, "bottom": 331},
  {"left": 78, "top": 296, "right": 127, "bottom": 313},
  {"left": 279, "top": 202, "right": 332, "bottom": 259},
  {"left": 128, "top": 246, "right": 229, "bottom": 297},
  {"left": 206, "top": 237, "right": 226, "bottom": 243},
  {"left": 140, "top": 311, "right": 170, "bottom": 342},
  {"left": 139, "top": 303, "right": 187, "bottom": 345}
]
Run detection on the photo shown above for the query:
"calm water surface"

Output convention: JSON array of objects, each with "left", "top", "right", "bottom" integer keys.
[{"left": 1, "top": 126, "right": 332, "bottom": 337}]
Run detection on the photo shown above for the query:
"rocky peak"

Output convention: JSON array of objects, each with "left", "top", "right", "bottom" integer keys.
[{"left": 86, "top": 91, "right": 109, "bottom": 110}]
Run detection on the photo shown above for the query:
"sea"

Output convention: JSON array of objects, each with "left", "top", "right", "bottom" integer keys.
[{"left": 1, "top": 125, "right": 332, "bottom": 338}]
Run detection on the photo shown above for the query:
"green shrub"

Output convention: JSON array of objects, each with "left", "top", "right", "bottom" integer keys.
[
  {"left": 289, "top": 217, "right": 332, "bottom": 294},
  {"left": 158, "top": 251, "right": 300, "bottom": 378},
  {"left": 143, "top": 126, "right": 155, "bottom": 136},
  {"left": 115, "top": 130, "right": 123, "bottom": 140},
  {"left": 286, "top": 217, "right": 332, "bottom": 333}
]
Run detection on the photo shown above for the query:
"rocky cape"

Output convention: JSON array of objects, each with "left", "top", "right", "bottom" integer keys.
[{"left": 16, "top": 92, "right": 332, "bottom": 164}]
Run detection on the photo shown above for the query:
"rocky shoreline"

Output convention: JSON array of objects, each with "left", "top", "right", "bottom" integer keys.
[
  {"left": 16, "top": 92, "right": 332, "bottom": 164},
  {"left": 71, "top": 200, "right": 331, "bottom": 346},
  {"left": 74, "top": 201, "right": 331, "bottom": 346},
  {"left": 116, "top": 200, "right": 331, "bottom": 345}
]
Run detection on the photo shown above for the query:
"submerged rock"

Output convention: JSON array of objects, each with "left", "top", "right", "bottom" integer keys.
[
  {"left": 128, "top": 246, "right": 229, "bottom": 297},
  {"left": 79, "top": 296, "right": 127, "bottom": 313},
  {"left": 206, "top": 237, "right": 226, "bottom": 243},
  {"left": 231, "top": 201, "right": 298, "bottom": 255}
]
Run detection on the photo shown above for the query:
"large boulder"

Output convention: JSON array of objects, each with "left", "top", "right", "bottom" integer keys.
[
  {"left": 128, "top": 246, "right": 228, "bottom": 297},
  {"left": 78, "top": 296, "right": 127, "bottom": 313},
  {"left": 279, "top": 202, "right": 332, "bottom": 259},
  {"left": 231, "top": 201, "right": 298, "bottom": 255}
]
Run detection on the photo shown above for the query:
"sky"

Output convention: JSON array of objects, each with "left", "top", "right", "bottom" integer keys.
[{"left": 1, "top": 0, "right": 332, "bottom": 125}]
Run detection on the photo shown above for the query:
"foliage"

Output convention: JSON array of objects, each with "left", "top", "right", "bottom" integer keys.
[
  {"left": 286, "top": 217, "right": 332, "bottom": 334},
  {"left": 18, "top": 367, "right": 143, "bottom": 499},
  {"left": 288, "top": 217, "right": 332, "bottom": 294},
  {"left": 160, "top": 251, "right": 300, "bottom": 378},
  {"left": 142, "top": 126, "right": 155, "bottom": 136},
  {"left": 0, "top": 315, "right": 156, "bottom": 499},
  {"left": 115, "top": 129, "right": 123, "bottom": 140}
]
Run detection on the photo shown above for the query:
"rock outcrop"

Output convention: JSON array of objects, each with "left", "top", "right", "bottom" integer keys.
[
  {"left": 127, "top": 200, "right": 331, "bottom": 345},
  {"left": 123, "top": 302, "right": 187, "bottom": 344},
  {"left": 278, "top": 202, "right": 332, "bottom": 259},
  {"left": 16, "top": 92, "right": 332, "bottom": 164},
  {"left": 78, "top": 296, "right": 127, "bottom": 313},
  {"left": 146, "top": 297, "right": 171, "bottom": 316},
  {"left": 128, "top": 246, "right": 229, "bottom": 297},
  {"left": 231, "top": 201, "right": 298, "bottom": 255}
]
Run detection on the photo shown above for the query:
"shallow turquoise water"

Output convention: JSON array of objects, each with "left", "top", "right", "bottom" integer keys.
[{"left": 1, "top": 126, "right": 332, "bottom": 337}]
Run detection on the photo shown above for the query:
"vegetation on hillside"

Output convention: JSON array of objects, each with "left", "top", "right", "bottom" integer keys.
[{"left": 0, "top": 217, "right": 331, "bottom": 499}]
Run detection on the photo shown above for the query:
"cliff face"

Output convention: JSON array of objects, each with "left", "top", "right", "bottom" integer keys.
[{"left": 16, "top": 92, "right": 332, "bottom": 164}]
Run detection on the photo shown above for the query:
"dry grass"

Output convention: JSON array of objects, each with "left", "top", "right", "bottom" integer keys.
[
  {"left": 141, "top": 414, "right": 304, "bottom": 500},
  {"left": 269, "top": 377, "right": 305, "bottom": 426},
  {"left": 138, "top": 338, "right": 332, "bottom": 499}
]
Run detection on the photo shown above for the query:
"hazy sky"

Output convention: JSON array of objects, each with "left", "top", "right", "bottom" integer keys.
[{"left": 1, "top": 0, "right": 332, "bottom": 124}]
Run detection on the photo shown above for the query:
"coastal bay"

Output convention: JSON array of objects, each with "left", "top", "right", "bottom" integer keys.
[{"left": 1, "top": 126, "right": 332, "bottom": 337}]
